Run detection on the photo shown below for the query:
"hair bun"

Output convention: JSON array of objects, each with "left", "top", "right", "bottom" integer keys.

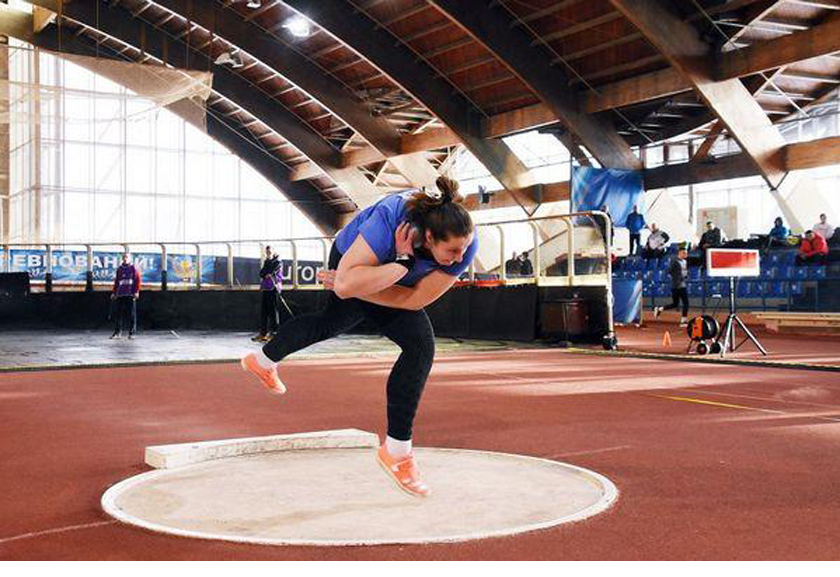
[{"left": 436, "top": 176, "right": 463, "bottom": 204}]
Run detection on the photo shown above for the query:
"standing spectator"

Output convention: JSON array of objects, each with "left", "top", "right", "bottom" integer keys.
[
  {"left": 643, "top": 223, "right": 670, "bottom": 259},
  {"left": 111, "top": 252, "right": 141, "bottom": 339},
  {"left": 797, "top": 230, "right": 829, "bottom": 265},
  {"left": 626, "top": 205, "right": 646, "bottom": 256},
  {"left": 518, "top": 251, "right": 534, "bottom": 277},
  {"left": 699, "top": 221, "right": 723, "bottom": 266},
  {"left": 252, "top": 246, "right": 283, "bottom": 343},
  {"left": 767, "top": 217, "right": 788, "bottom": 248},
  {"left": 813, "top": 213, "right": 834, "bottom": 242},
  {"left": 653, "top": 247, "right": 690, "bottom": 327},
  {"left": 504, "top": 252, "right": 521, "bottom": 277}
]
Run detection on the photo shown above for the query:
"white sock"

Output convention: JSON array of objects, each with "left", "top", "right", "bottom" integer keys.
[
  {"left": 254, "top": 348, "right": 276, "bottom": 369},
  {"left": 385, "top": 436, "right": 412, "bottom": 458}
]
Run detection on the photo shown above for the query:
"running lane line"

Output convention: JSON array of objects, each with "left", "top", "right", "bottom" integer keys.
[{"left": 0, "top": 521, "right": 117, "bottom": 545}]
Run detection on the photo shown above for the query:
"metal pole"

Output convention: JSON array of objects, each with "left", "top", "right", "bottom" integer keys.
[
  {"left": 496, "top": 225, "right": 506, "bottom": 282},
  {"left": 159, "top": 243, "right": 168, "bottom": 291},
  {"left": 530, "top": 222, "right": 540, "bottom": 281},
  {"left": 3, "top": 244, "right": 9, "bottom": 272},
  {"left": 45, "top": 244, "right": 53, "bottom": 293},
  {"left": 226, "top": 243, "right": 234, "bottom": 288},
  {"left": 85, "top": 244, "right": 93, "bottom": 292},
  {"left": 289, "top": 240, "right": 299, "bottom": 289},
  {"left": 195, "top": 244, "right": 202, "bottom": 290},
  {"left": 320, "top": 239, "right": 329, "bottom": 287},
  {"left": 565, "top": 217, "right": 575, "bottom": 286}
]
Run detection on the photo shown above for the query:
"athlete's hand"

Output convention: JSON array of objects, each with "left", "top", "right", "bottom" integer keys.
[
  {"left": 318, "top": 269, "right": 336, "bottom": 291},
  {"left": 395, "top": 222, "right": 415, "bottom": 256}
]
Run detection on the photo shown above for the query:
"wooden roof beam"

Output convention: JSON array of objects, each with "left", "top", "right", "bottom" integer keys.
[
  {"left": 429, "top": 0, "right": 641, "bottom": 170},
  {"left": 610, "top": 0, "right": 788, "bottom": 188},
  {"left": 716, "top": 12, "right": 840, "bottom": 80},
  {"left": 281, "top": 0, "right": 541, "bottom": 213}
]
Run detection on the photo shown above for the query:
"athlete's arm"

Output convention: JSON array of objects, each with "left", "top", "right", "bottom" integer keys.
[
  {"left": 358, "top": 270, "right": 456, "bottom": 311},
  {"left": 333, "top": 233, "right": 408, "bottom": 300}
]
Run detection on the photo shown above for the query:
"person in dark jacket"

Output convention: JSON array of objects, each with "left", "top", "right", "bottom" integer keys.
[
  {"left": 626, "top": 205, "right": 646, "bottom": 256},
  {"left": 518, "top": 251, "right": 534, "bottom": 277},
  {"left": 504, "top": 252, "right": 521, "bottom": 277},
  {"left": 111, "top": 252, "right": 141, "bottom": 339},
  {"left": 699, "top": 221, "right": 723, "bottom": 267},
  {"left": 653, "top": 247, "right": 689, "bottom": 327},
  {"left": 252, "top": 246, "right": 283, "bottom": 343}
]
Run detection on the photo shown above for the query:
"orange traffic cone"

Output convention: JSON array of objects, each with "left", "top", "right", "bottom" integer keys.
[{"left": 662, "top": 331, "right": 672, "bottom": 347}]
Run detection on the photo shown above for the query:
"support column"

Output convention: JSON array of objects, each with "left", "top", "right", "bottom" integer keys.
[{"left": 0, "top": 33, "right": 9, "bottom": 244}]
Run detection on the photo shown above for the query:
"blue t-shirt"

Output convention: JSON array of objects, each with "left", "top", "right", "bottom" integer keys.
[
  {"left": 334, "top": 192, "right": 478, "bottom": 287},
  {"left": 769, "top": 224, "right": 788, "bottom": 240},
  {"left": 626, "top": 212, "right": 645, "bottom": 234}
]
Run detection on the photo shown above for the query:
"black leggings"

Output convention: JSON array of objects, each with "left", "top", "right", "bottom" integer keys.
[
  {"left": 260, "top": 290, "right": 280, "bottom": 335},
  {"left": 262, "top": 245, "right": 435, "bottom": 441}
]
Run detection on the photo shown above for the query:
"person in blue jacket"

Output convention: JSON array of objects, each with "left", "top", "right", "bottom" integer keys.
[
  {"left": 626, "top": 205, "right": 646, "bottom": 256},
  {"left": 241, "top": 176, "right": 477, "bottom": 498},
  {"left": 767, "top": 216, "right": 788, "bottom": 248}
]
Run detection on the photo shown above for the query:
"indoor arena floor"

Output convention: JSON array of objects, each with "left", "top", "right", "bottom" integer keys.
[{"left": 1, "top": 329, "right": 839, "bottom": 560}]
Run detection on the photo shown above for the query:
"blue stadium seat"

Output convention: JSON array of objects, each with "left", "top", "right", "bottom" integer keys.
[
  {"left": 645, "top": 258, "right": 659, "bottom": 270},
  {"left": 659, "top": 258, "right": 670, "bottom": 270},
  {"left": 653, "top": 270, "right": 666, "bottom": 283},
  {"left": 770, "top": 281, "right": 787, "bottom": 298},
  {"left": 761, "top": 266, "right": 778, "bottom": 280},
  {"left": 778, "top": 266, "right": 794, "bottom": 280},
  {"left": 780, "top": 251, "right": 797, "bottom": 266},
  {"left": 689, "top": 267, "right": 702, "bottom": 281},
  {"left": 706, "top": 281, "right": 728, "bottom": 297},
  {"left": 688, "top": 282, "right": 705, "bottom": 297},
  {"left": 737, "top": 280, "right": 756, "bottom": 298},
  {"left": 790, "top": 281, "right": 804, "bottom": 296},
  {"left": 656, "top": 284, "right": 670, "bottom": 298},
  {"left": 643, "top": 283, "right": 654, "bottom": 296},
  {"left": 793, "top": 266, "right": 808, "bottom": 280},
  {"left": 809, "top": 266, "right": 827, "bottom": 280}
]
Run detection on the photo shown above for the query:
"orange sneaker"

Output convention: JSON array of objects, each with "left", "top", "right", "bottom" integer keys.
[
  {"left": 240, "top": 352, "right": 286, "bottom": 395},
  {"left": 376, "top": 445, "right": 430, "bottom": 498}
]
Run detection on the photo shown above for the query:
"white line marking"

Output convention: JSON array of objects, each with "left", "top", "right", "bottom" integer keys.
[
  {"left": 0, "top": 521, "right": 116, "bottom": 546},
  {"left": 551, "top": 445, "right": 632, "bottom": 459}
]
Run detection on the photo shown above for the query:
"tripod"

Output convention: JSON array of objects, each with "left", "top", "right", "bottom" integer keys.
[{"left": 717, "top": 277, "right": 767, "bottom": 357}]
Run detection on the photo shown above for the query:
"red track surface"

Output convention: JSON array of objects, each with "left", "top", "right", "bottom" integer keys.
[{"left": 1, "top": 347, "right": 840, "bottom": 560}]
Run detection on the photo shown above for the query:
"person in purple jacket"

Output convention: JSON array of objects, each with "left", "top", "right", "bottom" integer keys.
[
  {"left": 111, "top": 252, "right": 141, "bottom": 339},
  {"left": 241, "top": 176, "right": 477, "bottom": 498},
  {"left": 252, "top": 246, "right": 283, "bottom": 343}
]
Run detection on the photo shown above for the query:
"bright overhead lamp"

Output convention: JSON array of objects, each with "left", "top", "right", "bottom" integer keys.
[
  {"left": 282, "top": 15, "right": 311, "bottom": 38},
  {"left": 246, "top": 0, "right": 262, "bottom": 8}
]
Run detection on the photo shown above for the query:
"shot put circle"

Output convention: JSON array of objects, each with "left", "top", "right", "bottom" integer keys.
[{"left": 102, "top": 447, "right": 618, "bottom": 546}]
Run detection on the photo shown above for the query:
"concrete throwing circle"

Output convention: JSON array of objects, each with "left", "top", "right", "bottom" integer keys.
[{"left": 102, "top": 447, "right": 617, "bottom": 546}]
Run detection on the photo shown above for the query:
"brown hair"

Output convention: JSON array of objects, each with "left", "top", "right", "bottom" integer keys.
[{"left": 404, "top": 176, "right": 473, "bottom": 242}]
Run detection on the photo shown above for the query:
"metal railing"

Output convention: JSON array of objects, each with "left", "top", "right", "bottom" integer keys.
[{"left": 1, "top": 210, "right": 614, "bottom": 292}]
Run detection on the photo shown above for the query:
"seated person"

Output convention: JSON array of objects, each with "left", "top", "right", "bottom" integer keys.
[
  {"left": 504, "top": 252, "right": 520, "bottom": 277},
  {"left": 813, "top": 214, "right": 835, "bottom": 243},
  {"left": 767, "top": 217, "right": 788, "bottom": 248},
  {"left": 643, "top": 223, "right": 670, "bottom": 259},
  {"left": 796, "top": 230, "right": 829, "bottom": 265},
  {"left": 518, "top": 251, "right": 534, "bottom": 277}
]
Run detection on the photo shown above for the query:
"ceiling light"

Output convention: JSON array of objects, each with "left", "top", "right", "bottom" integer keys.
[
  {"left": 282, "top": 15, "right": 311, "bottom": 38},
  {"left": 246, "top": 0, "right": 262, "bottom": 8}
]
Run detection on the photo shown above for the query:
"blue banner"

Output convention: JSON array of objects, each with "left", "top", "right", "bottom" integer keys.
[
  {"left": 613, "top": 279, "right": 642, "bottom": 324},
  {"left": 571, "top": 166, "right": 644, "bottom": 228},
  {"left": 0, "top": 248, "right": 324, "bottom": 286}
]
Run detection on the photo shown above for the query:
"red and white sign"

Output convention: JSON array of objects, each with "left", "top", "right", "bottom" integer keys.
[{"left": 706, "top": 248, "right": 760, "bottom": 278}]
